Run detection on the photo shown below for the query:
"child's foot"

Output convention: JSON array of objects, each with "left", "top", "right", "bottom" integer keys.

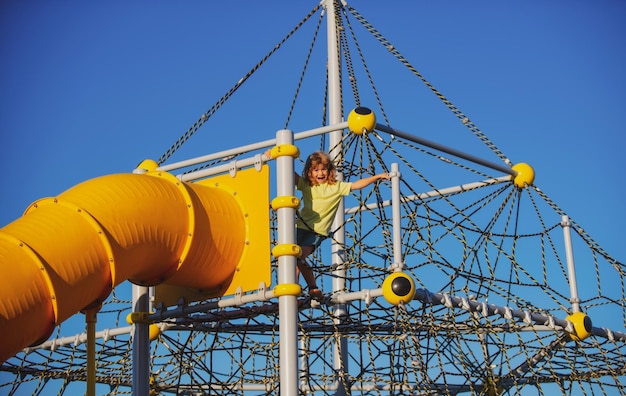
[{"left": 309, "top": 288, "right": 323, "bottom": 301}]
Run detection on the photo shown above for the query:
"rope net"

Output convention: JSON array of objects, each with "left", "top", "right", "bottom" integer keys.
[{"left": 2, "top": 2, "right": 624, "bottom": 395}]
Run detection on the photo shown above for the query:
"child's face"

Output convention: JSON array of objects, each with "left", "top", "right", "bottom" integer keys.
[{"left": 308, "top": 163, "right": 329, "bottom": 185}]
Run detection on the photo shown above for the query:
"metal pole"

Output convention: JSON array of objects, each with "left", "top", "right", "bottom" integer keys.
[
  {"left": 345, "top": 175, "right": 512, "bottom": 214},
  {"left": 390, "top": 163, "right": 403, "bottom": 272},
  {"left": 160, "top": 122, "right": 348, "bottom": 174},
  {"left": 299, "top": 335, "right": 309, "bottom": 393},
  {"left": 275, "top": 129, "right": 300, "bottom": 396},
  {"left": 326, "top": 0, "right": 349, "bottom": 394},
  {"left": 132, "top": 284, "right": 151, "bottom": 395},
  {"left": 376, "top": 123, "right": 516, "bottom": 176},
  {"left": 561, "top": 215, "right": 581, "bottom": 313},
  {"left": 84, "top": 307, "right": 98, "bottom": 396}
]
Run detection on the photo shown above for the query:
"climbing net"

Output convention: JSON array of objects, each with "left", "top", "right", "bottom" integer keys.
[
  {"left": 2, "top": 1, "right": 625, "bottom": 395},
  {"left": 2, "top": 126, "right": 624, "bottom": 395},
  {"left": 293, "top": 129, "right": 626, "bottom": 394}
]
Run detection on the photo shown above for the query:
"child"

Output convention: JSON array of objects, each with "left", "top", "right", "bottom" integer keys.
[{"left": 267, "top": 149, "right": 389, "bottom": 300}]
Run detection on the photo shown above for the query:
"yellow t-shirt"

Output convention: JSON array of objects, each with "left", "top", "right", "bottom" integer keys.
[{"left": 296, "top": 178, "right": 352, "bottom": 236}]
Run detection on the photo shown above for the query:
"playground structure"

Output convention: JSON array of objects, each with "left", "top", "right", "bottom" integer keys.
[{"left": 1, "top": 1, "right": 625, "bottom": 395}]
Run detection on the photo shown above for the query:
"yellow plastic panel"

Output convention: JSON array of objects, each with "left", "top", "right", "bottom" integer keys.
[
  {"left": 211, "top": 165, "right": 271, "bottom": 296},
  {"left": 155, "top": 165, "right": 271, "bottom": 306}
]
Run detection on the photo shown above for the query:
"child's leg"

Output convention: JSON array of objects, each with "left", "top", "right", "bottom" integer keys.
[
  {"left": 297, "top": 259, "right": 318, "bottom": 290},
  {"left": 297, "top": 245, "right": 322, "bottom": 299},
  {"left": 298, "top": 260, "right": 323, "bottom": 300},
  {"left": 297, "top": 245, "right": 317, "bottom": 289}
]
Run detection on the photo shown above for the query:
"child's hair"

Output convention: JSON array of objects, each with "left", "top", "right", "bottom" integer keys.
[{"left": 302, "top": 151, "right": 337, "bottom": 186}]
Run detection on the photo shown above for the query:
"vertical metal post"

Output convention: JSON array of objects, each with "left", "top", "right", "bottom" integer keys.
[
  {"left": 84, "top": 307, "right": 98, "bottom": 396},
  {"left": 325, "top": 0, "right": 349, "bottom": 394},
  {"left": 132, "top": 284, "right": 151, "bottom": 395},
  {"left": 562, "top": 215, "right": 581, "bottom": 312},
  {"left": 275, "top": 129, "right": 300, "bottom": 396},
  {"left": 391, "top": 163, "right": 403, "bottom": 272},
  {"left": 299, "top": 335, "right": 309, "bottom": 393}
]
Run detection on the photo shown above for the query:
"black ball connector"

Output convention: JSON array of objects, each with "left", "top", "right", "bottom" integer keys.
[{"left": 382, "top": 272, "right": 416, "bottom": 306}]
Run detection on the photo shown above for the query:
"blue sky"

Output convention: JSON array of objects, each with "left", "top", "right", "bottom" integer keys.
[{"left": 1, "top": 1, "right": 624, "bottom": 262}]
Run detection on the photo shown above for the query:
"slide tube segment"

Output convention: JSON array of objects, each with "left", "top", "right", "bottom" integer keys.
[{"left": 0, "top": 170, "right": 246, "bottom": 362}]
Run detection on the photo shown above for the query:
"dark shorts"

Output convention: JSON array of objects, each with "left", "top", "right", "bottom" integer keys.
[{"left": 296, "top": 227, "right": 327, "bottom": 249}]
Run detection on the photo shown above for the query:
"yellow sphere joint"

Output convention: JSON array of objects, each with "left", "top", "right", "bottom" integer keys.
[
  {"left": 272, "top": 243, "right": 302, "bottom": 258},
  {"left": 566, "top": 312, "right": 592, "bottom": 341},
  {"left": 148, "top": 324, "right": 161, "bottom": 341},
  {"left": 270, "top": 144, "right": 300, "bottom": 159},
  {"left": 512, "top": 163, "right": 535, "bottom": 188},
  {"left": 348, "top": 107, "right": 376, "bottom": 135},
  {"left": 135, "top": 159, "right": 159, "bottom": 173},
  {"left": 271, "top": 196, "right": 300, "bottom": 210},
  {"left": 273, "top": 283, "right": 302, "bottom": 297},
  {"left": 382, "top": 272, "right": 416, "bottom": 306}
]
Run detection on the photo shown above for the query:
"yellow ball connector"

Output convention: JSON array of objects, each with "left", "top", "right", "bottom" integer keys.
[
  {"left": 566, "top": 312, "right": 592, "bottom": 341},
  {"left": 382, "top": 272, "right": 416, "bottom": 306},
  {"left": 512, "top": 163, "right": 535, "bottom": 188},
  {"left": 348, "top": 107, "right": 376, "bottom": 135}
]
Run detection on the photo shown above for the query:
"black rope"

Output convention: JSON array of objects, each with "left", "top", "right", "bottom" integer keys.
[{"left": 345, "top": 4, "right": 511, "bottom": 166}]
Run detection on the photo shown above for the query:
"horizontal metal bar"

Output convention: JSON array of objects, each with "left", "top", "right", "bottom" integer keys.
[
  {"left": 149, "top": 285, "right": 276, "bottom": 322},
  {"left": 158, "top": 137, "right": 277, "bottom": 172},
  {"left": 376, "top": 123, "right": 516, "bottom": 176},
  {"left": 24, "top": 326, "right": 133, "bottom": 351},
  {"left": 156, "top": 122, "right": 349, "bottom": 174},
  {"left": 25, "top": 283, "right": 624, "bottom": 355},
  {"left": 329, "top": 286, "right": 626, "bottom": 342},
  {"left": 177, "top": 153, "right": 264, "bottom": 181},
  {"left": 345, "top": 175, "right": 511, "bottom": 214}
]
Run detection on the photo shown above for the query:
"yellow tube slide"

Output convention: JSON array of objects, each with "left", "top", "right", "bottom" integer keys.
[{"left": 0, "top": 165, "right": 269, "bottom": 362}]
